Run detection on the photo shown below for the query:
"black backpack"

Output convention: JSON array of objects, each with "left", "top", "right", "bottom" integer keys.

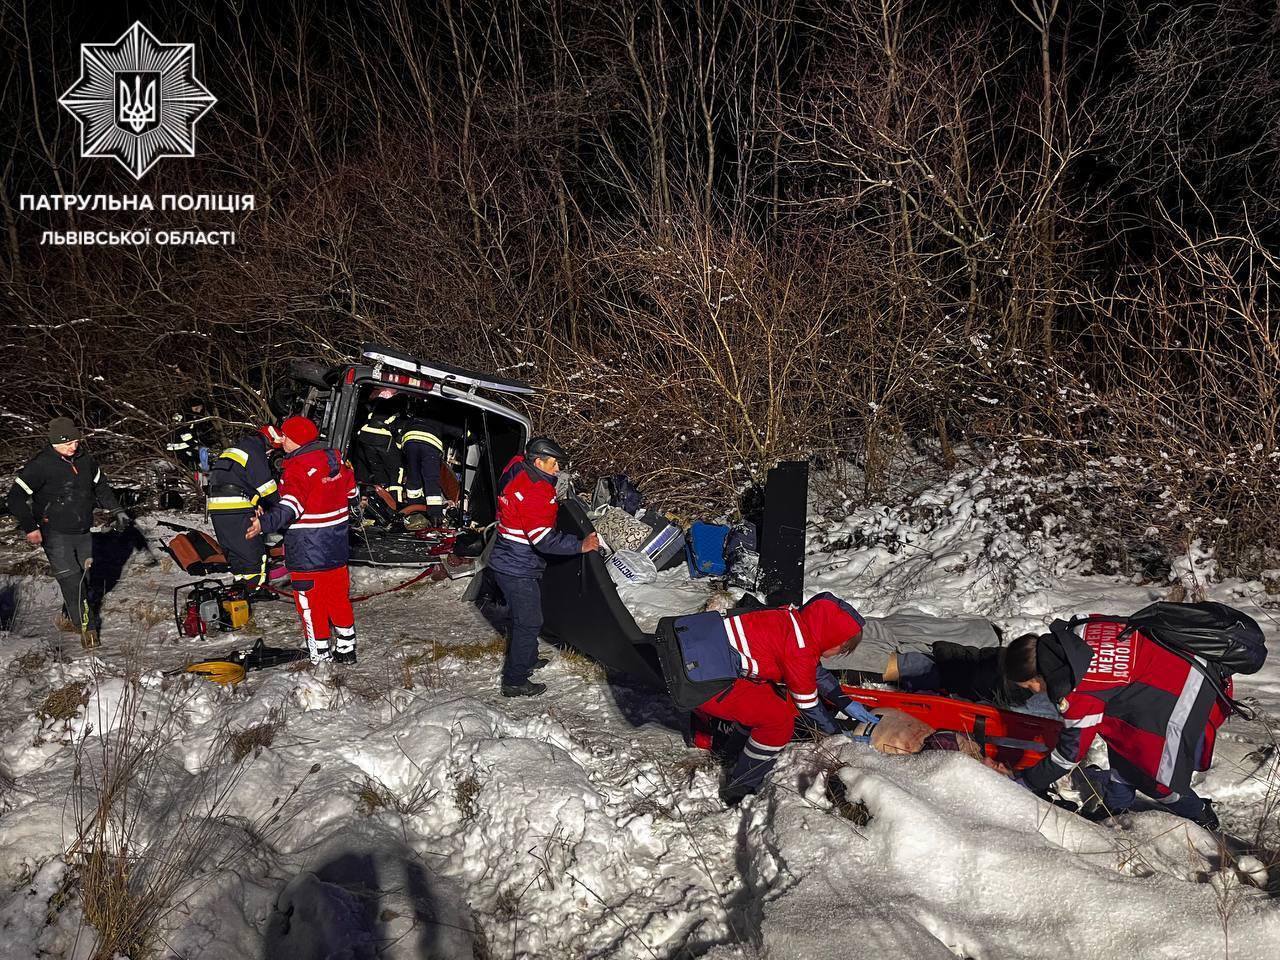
[
  {"left": 1074, "top": 601, "right": 1267, "bottom": 719},
  {"left": 1122, "top": 601, "right": 1266, "bottom": 677}
]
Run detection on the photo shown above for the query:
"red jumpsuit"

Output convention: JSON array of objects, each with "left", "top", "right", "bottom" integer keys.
[
  {"left": 695, "top": 594, "right": 865, "bottom": 797},
  {"left": 260, "top": 442, "right": 358, "bottom": 662}
]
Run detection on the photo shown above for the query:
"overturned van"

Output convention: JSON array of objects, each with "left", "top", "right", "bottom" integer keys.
[
  {"left": 282, "top": 343, "right": 532, "bottom": 566},
  {"left": 279, "top": 343, "right": 666, "bottom": 686}
]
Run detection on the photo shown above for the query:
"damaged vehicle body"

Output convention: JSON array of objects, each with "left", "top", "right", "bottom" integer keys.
[
  {"left": 280, "top": 343, "right": 531, "bottom": 568},
  {"left": 273, "top": 344, "right": 805, "bottom": 691}
]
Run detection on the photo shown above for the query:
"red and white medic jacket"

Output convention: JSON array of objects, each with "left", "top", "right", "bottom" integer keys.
[
  {"left": 1022, "top": 617, "right": 1231, "bottom": 794},
  {"left": 260, "top": 441, "right": 357, "bottom": 572},
  {"left": 488, "top": 455, "right": 582, "bottom": 577}
]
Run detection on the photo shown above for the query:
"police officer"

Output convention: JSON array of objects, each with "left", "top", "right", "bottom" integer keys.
[
  {"left": 398, "top": 406, "right": 464, "bottom": 524},
  {"left": 354, "top": 391, "right": 404, "bottom": 497},
  {"left": 6, "top": 418, "right": 130, "bottom": 648},
  {"left": 207, "top": 424, "right": 282, "bottom": 596}
]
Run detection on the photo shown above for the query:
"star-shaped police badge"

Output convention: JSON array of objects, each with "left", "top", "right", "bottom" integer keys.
[{"left": 59, "top": 21, "right": 217, "bottom": 180}]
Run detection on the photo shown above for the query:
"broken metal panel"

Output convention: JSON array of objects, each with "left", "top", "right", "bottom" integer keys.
[
  {"left": 758, "top": 461, "right": 809, "bottom": 607},
  {"left": 539, "top": 499, "right": 666, "bottom": 688}
]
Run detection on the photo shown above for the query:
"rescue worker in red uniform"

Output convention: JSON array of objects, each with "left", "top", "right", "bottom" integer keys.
[
  {"left": 1011, "top": 618, "right": 1227, "bottom": 828},
  {"left": 673, "top": 593, "right": 872, "bottom": 803},
  {"left": 488, "top": 437, "right": 598, "bottom": 697},
  {"left": 248, "top": 416, "right": 359, "bottom": 664}
]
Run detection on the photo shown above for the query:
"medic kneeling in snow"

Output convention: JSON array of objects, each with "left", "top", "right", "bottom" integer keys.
[
  {"left": 1007, "top": 612, "right": 1251, "bottom": 829},
  {"left": 248, "top": 416, "right": 359, "bottom": 665},
  {"left": 656, "top": 594, "right": 895, "bottom": 805}
]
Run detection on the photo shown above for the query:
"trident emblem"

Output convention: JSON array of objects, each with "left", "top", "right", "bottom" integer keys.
[
  {"left": 117, "top": 75, "right": 157, "bottom": 132},
  {"left": 61, "top": 22, "right": 217, "bottom": 178}
]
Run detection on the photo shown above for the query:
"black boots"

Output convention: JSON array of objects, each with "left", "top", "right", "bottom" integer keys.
[
  {"left": 501, "top": 681, "right": 546, "bottom": 698},
  {"left": 1194, "top": 798, "right": 1220, "bottom": 831}
]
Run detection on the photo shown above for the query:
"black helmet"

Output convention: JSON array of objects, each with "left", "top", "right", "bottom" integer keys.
[{"left": 525, "top": 436, "right": 568, "bottom": 463}]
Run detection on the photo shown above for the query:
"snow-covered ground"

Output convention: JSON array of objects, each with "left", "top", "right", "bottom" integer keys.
[{"left": 1, "top": 460, "right": 1278, "bottom": 959}]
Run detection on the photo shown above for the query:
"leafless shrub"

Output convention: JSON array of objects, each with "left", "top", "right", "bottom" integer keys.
[
  {"left": 3, "top": 0, "right": 1277, "bottom": 570},
  {"left": 65, "top": 663, "right": 318, "bottom": 960}
]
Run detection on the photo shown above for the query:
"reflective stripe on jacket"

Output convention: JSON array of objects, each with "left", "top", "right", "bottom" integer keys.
[
  {"left": 6, "top": 445, "right": 121, "bottom": 534},
  {"left": 487, "top": 455, "right": 581, "bottom": 577},
  {"left": 1021, "top": 619, "right": 1232, "bottom": 794},
  {"left": 259, "top": 441, "right": 357, "bottom": 572},
  {"left": 207, "top": 433, "right": 279, "bottom": 513}
]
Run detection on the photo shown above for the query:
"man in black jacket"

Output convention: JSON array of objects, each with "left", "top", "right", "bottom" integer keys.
[
  {"left": 6, "top": 418, "right": 130, "bottom": 648},
  {"left": 821, "top": 612, "right": 1039, "bottom": 710}
]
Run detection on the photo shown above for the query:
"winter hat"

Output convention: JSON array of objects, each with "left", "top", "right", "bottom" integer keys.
[
  {"left": 48, "top": 417, "right": 82, "bottom": 443},
  {"left": 795, "top": 592, "right": 867, "bottom": 653},
  {"left": 280, "top": 415, "right": 319, "bottom": 446},
  {"left": 1036, "top": 625, "right": 1095, "bottom": 703}
]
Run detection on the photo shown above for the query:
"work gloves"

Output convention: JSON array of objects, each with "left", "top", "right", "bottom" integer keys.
[
  {"left": 840, "top": 700, "right": 880, "bottom": 740},
  {"left": 112, "top": 510, "right": 133, "bottom": 533}
]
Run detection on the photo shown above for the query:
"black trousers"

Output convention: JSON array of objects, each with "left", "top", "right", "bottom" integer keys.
[
  {"left": 490, "top": 571, "right": 544, "bottom": 687},
  {"left": 356, "top": 440, "right": 402, "bottom": 490},
  {"left": 212, "top": 512, "right": 267, "bottom": 586},
  {"left": 43, "top": 530, "right": 96, "bottom": 629}
]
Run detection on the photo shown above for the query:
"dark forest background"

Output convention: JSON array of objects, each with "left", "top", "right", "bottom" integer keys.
[{"left": 2, "top": 0, "right": 1278, "bottom": 572}]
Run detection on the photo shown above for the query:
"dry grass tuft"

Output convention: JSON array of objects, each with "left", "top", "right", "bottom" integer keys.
[
  {"left": 624, "top": 795, "right": 676, "bottom": 821},
  {"left": 396, "top": 648, "right": 442, "bottom": 690},
  {"left": 11, "top": 648, "right": 47, "bottom": 678},
  {"left": 355, "top": 775, "right": 394, "bottom": 815},
  {"left": 453, "top": 772, "right": 482, "bottom": 822},
  {"left": 39, "top": 681, "right": 89, "bottom": 721},
  {"left": 672, "top": 750, "right": 722, "bottom": 780},
  {"left": 419, "top": 636, "right": 507, "bottom": 664},
  {"left": 469, "top": 910, "right": 493, "bottom": 960},
  {"left": 227, "top": 722, "right": 277, "bottom": 762},
  {"left": 129, "top": 602, "right": 172, "bottom": 628},
  {"left": 556, "top": 648, "right": 608, "bottom": 683},
  {"left": 825, "top": 772, "right": 872, "bottom": 826},
  {"left": 493, "top": 887, "right": 522, "bottom": 923},
  {"left": 354, "top": 771, "right": 438, "bottom": 817},
  {"left": 0, "top": 554, "right": 49, "bottom": 577}
]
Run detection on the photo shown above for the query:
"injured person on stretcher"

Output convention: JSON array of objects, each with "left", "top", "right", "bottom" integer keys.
[
  {"left": 674, "top": 597, "right": 1241, "bottom": 827},
  {"left": 820, "top": 610, "right": 1045, "bottom": 710},
  {"left": 660, "top": 596, "right": 1037, "bottom": 805}
]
